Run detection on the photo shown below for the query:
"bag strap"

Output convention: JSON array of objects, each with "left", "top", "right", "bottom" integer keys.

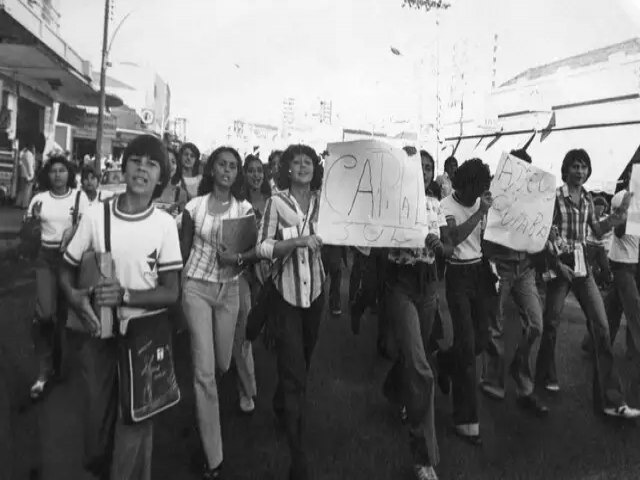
[
  {"left": 72, "top": 190, "right": 81, "bottom": 226},
  {"left": 104, "top": 198, "right": 111, "bottom": 253},
  {"left": 174, "top": 185, "right": 181, "bottom": 204}
]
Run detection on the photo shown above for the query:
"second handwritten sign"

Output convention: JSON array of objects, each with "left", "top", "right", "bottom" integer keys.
[
  {"left": 484, "top": 152, "right": 556, "bottom": 253},
  {"left": 318, "top": 140, "right": 428, "bottom": 248}
]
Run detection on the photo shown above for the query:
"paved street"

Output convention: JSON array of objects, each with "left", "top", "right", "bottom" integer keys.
[{"left": 3, "top": 257, "right": 640, "bottom": 480}]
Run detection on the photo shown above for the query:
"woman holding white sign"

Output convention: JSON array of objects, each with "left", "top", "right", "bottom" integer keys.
[
  {"left": 180, "top": 146, "right": 256, "bottom": 479},
  {"left": 255, "top": 144, "right": 325, "bottom": 480}
]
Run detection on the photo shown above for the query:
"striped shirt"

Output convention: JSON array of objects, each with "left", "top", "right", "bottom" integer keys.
[
  {"left": 553, "top": 184, "right": 598, "bottom": 253},
  {"left": 183, "top": 195, "right": 253, "bottom": 283},
  {"left": 256, "top": 190, "right": 325, "bottom": 308}
]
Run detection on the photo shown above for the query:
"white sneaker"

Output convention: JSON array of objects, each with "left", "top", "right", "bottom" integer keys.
[
  {"left": 239, "top": 395, "right": 255, "bottom": 414},
  {"left": 414, "top": 464, "right": 438, "bottom": 480},
  {"left": 603, "top": 405, "right": 640, "bottom": 419}
]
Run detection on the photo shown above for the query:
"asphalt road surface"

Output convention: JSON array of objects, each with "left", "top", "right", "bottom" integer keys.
[{"left": 3, "top": 255, "right": 640, "bottom": 480}]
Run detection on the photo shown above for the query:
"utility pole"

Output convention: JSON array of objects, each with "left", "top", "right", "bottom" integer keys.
[{"left": 95, "top": 0, "right": 110, "bottom": 170}]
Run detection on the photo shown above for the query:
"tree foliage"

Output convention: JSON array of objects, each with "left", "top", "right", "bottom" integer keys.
[{"left": 401, "top": 0, "right": 451, "bottom": 11}]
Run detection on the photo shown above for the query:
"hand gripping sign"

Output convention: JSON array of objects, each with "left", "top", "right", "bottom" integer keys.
[
  {"left": 483, "top": 152, "right": 557, "bottom": 253},
  {"left": 317, "top": 140, "right": 429, "bottom": 248}
]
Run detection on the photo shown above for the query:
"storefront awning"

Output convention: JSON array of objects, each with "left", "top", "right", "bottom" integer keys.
[{"left": 0, "top": 1, "right": 122, "bottom": 108}]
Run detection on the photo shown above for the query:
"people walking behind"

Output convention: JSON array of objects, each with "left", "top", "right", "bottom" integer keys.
[
  {"left": 479, "top": 149, "right": 549, "bottom": 417},
  {"left": 61, "top": 134, "right": 182, "bottom": 480},
  {"left": 157, "top": 147, "right": 188, "bottom": 215},
  {"left": 178, "top": 142, "right": 202, "bottom": 201},
  {"left": 81, "top": 166, "right": 113, "bottom": 205},
  {"left": 181, "top": 147, "right": 254, "bottom": 479},
  {"left": 16, "top": 143, "right": 36, "bottom": 208},
  {"left": 586, "top": 195, "right": 613, "bottom": 289},
  {"left": 267, "top": 149, "right": 283, "bottom": 192},
  {"left": 27, "top": 155, "right": 88, "bottom": 400},
  {"left": 435, "top": 156, "right": 457, "bottom": 199},
  {"left": 256, "top": 144, "right": 325, "bottom": 480},
  {"left": 535, "top": 149, "right": 640, "bottom": 419},
  {"left": 439, "top": 158, "right": 493, "bottom": 445},
  {"left": 602, "top": 187, "right": 640, "bottom": 358},
  {"left": 382, "top": 148, "right": 451, "bottom": 480}
]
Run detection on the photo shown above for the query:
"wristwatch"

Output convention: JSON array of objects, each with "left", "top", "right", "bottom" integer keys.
[
  {"left": 237, "top": 253, "right": 245, "bottom": 267},
  {"left": 122, "top": 288, "right": 131, "bottom": 305}
]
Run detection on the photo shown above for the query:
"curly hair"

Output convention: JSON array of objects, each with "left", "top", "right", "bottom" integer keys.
[
  {"left": 178, "top": 142, "right": 201, "bottom": 176},
  {"left": 243, "top": 154, "right": 271, "bottom": 198},
  {"left": 40, "top": 154, "right": 77, "bottom": 191},
  {"left": 121, "top": 134, "right": 170, "bottom": 199},
  {"left": 451, "top": 158, "right": 491, "bottom": 195},
  {"left": 198, "top": 146, "right": 245, "bottom": 199},
  {"left": 561, "top": 149, "right": 592, "bottom": 183},
  {"left": 276, "top": 144, "right": 323, "bottom": 191}
]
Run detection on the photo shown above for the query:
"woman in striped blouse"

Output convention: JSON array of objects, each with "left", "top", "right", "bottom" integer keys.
[
  {"left": 256, "top": 144, "right": 325, "bottom": 480},
  {"left": 180, "top": 146, "right": 254, "bottom": 479}
]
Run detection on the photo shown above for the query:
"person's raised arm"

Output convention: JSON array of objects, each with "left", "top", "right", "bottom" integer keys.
[{"left": 445, "top": 192, "right": 492, "bottom": 247}]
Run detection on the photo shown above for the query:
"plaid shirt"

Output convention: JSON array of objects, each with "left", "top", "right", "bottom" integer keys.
[
  {"left": 553, "top": 184, "right": 598, "bottom": 253},
  {"left": 256, "top": 190, "right": 325, "bottom": 308}
]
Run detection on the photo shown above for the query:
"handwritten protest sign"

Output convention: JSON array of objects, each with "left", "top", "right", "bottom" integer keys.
[
  {"left": 484, "top": 152, "right": 556, "bottom": 253},
  {"left": 625, "top": 164, "right": 640, "bottom": 236},
  {"left": 318, "top": 140, "right": 429, "bottom": 248}
]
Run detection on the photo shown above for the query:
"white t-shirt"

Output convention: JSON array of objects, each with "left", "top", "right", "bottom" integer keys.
[
  {"left": 441, "top": 194, "right": 482, "bottom": 262},
  {"left": 64, "top": 196, "right": 183, "bottom": 320},
  {"left": 28, "top": 189, "right": 89, "bottom": 249},
  {"left": 86, "top": 190, "right": 114, "bottom": 207},
  {"left": 608, "top": 190, "right": 639, "bottom": 264}
]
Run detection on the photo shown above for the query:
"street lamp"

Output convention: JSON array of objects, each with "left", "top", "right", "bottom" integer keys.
[{"left": 95, "top": 0, "right": 134, "bottom": 167}]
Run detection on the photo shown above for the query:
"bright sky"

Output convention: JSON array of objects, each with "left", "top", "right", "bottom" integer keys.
[{"left": 59, "top": 0, "right": 640, "bottom": 148}]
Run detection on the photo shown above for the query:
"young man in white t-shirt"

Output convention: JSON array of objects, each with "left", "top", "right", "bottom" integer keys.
[
  {"left": 439, "top": 158, "right": 492, "bottom": 446},
  {"left": 603, "top": 188, "right": 640, "bottom": 356},
  {"left": 61, "top": 135, "right": 182, "bottom": 480}
]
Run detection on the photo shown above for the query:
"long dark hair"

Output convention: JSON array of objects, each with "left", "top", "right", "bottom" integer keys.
[
  {"left": 276, "top": 144, "right": 322, "bottom": 191},
  {"left": 198, "top": 146, "right": 244, "bottom": 199},
  {"left": 40, "top": 154, "right": 77, "bottom": 191},
  {"left": 243, "top": 154, "right": 271, "bottom": 199},
  {"left": 420, "top": 149, "right": 442, "bottom": 200},
  {"left": 178, "top": 142, "right": 201, "bottom": 177},
  {"left": 167, "top": 147, "right": 182, "bottom": 186}
]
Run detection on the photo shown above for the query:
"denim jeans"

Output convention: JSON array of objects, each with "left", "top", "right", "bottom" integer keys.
[
  {"left": 271, "top": 290, "right": 325, "bottom": 474},
  {"left": 385, "top": 264, "right": 439, "bottom": 466},
  {"left": 442, "top": 262, "right": 490, "bottom": 433},
  {"left": 233, "top": 273, "right": 257, "bottom": 400},
  {"left": 482, "top": 260, "right": 543, "bottom": 397},
  {"left": 33, "top": 248, "right": 67, "bottom": 379},
  {"left": 535, "top": 272, "right": 625, "bottom": 411},
  {"left": 604, "top": 262, "right": 640, "bottom": 356},
  {"left": 77, "top": 335, "right": 153, "bottom": 480},
  {"left": 182, "top": 278, "right": 240, "bottom": 469}
]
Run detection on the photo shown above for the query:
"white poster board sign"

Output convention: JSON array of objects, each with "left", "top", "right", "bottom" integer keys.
[
  {"left": 318, "top": 140, "right": 428, "bottom": 248},
  {"left": 626, "top": 164, "right": 640, "bottom": 236},
  {"left": 484, "top": 152, "right": 557, "bottom": 253}
]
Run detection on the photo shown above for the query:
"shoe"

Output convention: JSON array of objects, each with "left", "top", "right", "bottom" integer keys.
[
  {"left": 516, "top": 394, "right": 549, "bottom": 417},
  {"left": 480, "top": 383, "right": 505, "bottom": 401},
  {"left": 544, "top": 382, "right": 560, "bottom": 393},
  {"left": 29, "top": 376, "right": 50, "bottom": 401},
  {"left": 239, "top": 395, "right": 255, "bottom": 414},
  {"left": 203, "top": 462, "right": 222, "bottom": 479},
  {"left": 331, "top": 308, "right": 342, "bottom": 316},
  {"left": 603, "top": 405, "right": 640, "bottom": 419},
  {"left": 414, "top": 464, "right": 438, "bottom": 480},
  {"left": 400, "top": 405, "right": 408, "bottom": 424},
  {"left": 453, "top": 426, "right": 482, "bottom": 446}
]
